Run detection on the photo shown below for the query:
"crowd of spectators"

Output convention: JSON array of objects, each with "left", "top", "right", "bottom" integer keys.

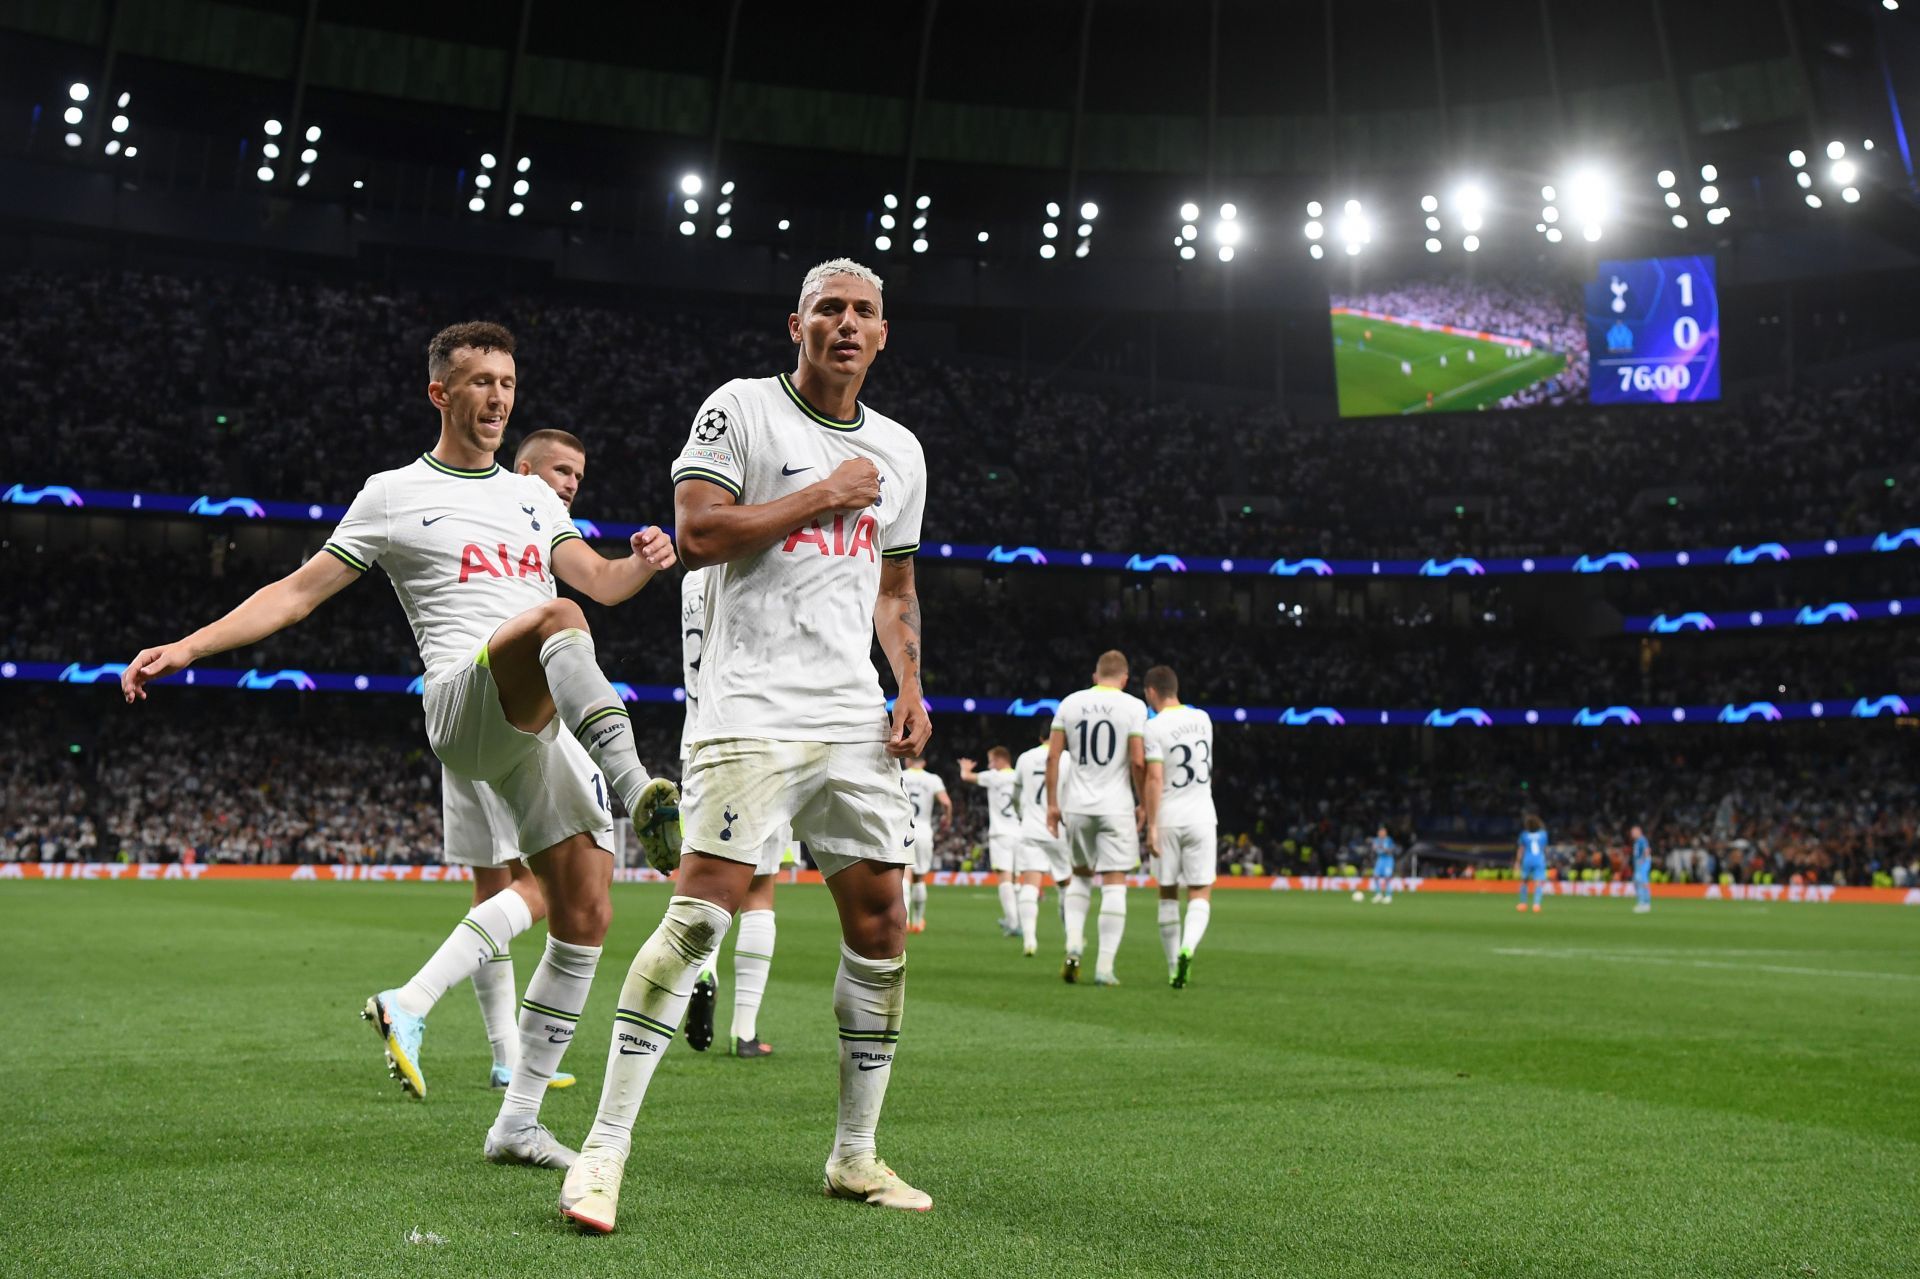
[
  {"left": 1331, "top": 271, "right": 1591, "bottom": 405},
  {"left": 4, "top": 268, "right": 1914, "bottom": 566}
]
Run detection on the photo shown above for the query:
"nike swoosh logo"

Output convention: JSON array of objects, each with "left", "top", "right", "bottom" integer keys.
[
  {"left": 547, "top": 1033, "right": 572, "bottom": 1044},
  {"left": 904, "top": 837, "right": 914, "bottom": 847},
  {"left": 422, "top": 514, "right": 451, "bottom": 526},
  {"left": 618, "top": 1045, "right": 658, "bottom": 1056},
  {"left": 782, "top": 463, "right": 813, "bottom": 476},
  {"left": 857, "top": 1061, "right": 890, "bottom": 1072}
]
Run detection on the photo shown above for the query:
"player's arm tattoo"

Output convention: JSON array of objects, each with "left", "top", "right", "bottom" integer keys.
[{"left": 876, "top": 558, "right": 922, "bottom": 690}]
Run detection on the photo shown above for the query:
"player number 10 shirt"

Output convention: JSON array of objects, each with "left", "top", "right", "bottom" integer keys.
[
  {"left": 671, "top": 373, "right": 927, "bottom": 744},
  {"left": 1051, "top": 685, "right": 1149, "bottom": 817}
]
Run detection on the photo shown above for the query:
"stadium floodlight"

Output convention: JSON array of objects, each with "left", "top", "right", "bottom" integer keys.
[
  {"left": 295, "top": 170, "right": 310, "bottom": 187},
  {"left": 1830, "top": 160, "right": 1856, "bottom": 185},
  {"left": 1543, "top": 205, "right": 1559, "bottom": 222},
  {"left": 1708, "top": 207, "right": 1730, "bottom": 224},
  {"left": 302, "top": 148, "right": 319, "bottom": 165},
  {"left": 918, "top": 194, "right": 932, "bottom": 211},
  {"left": 1181, "top": 245, "right": 1197, "bottom": 260},
  {"left": 1040, "top": 243, "right": 1056, "bottom": 259},
  {"left": 1182, "top": 201, "right": 1201, "bottom": 221},
  {"left": 1076, "top": 241, "right": 1091, "bottom": 258},
  {"left": 1305, "top": 200, "right": 1322, "bottom": 217},
  {"left": 1420, "top": 194, "right": 1438, "bottom": 212},
  {"left": 516, "top": 156, "right": 530, "bottom": 173},
  {"left": 722, "top": 180, "right": 736, "bottom": 195},
  {"left": 977, "top": 229, "right": 989, "bottom": 242},
  {"left": 481, "top": 152, "right": 496, "bottom": 169},
  {"left": 1699, "top": 184, "right": 1718, "bottom": 204},
  {"left": 1042, "top": 221, "right": 1058, "bottom": 239},
  {"left": 1345, "top": 241, "right": 1360, "bottom": 255},
  {"left": 681, "top": 173, "right": 702, "bottom": 195},
  {"left": 1583, "top": 223, "right": 1602, "bottom": 241},
  {"left": 118, "top": 91, "right": 130, "bottom": 108},
  {"left": 1077, "top": 222, "right": 1092, "bottom": 237},
  {"left": 1425, "top": 216, "right": 1440, "bottom": 231},
  {"left": 1215, "top": 244, "right": 1234, "bottom": 262},
  {"left": 1337, "top": 199, "right": 1370, "bottom": 254},
  {"left": 1183, "top": 222, "right": 1199, "bottom": 239},
  {"left": 1308, "top": 243, "right": 1323, "bottom": 259},
  {"left": 1565, "top": 167, "right": 1612, "bottom": 240},
  {"left": 1672, "top": 214, "right": 1688, "bottom": 228},
  {"left": 1540, "top": 184, "right": 1555, "bottom": 201},
  {"left": 256, "top": 165, "right": 275, "bottom": 182},
  {"left": 874, "top": 234, "right": 891, "bottom": 251},
  {"left": 880, "top": 213, "right": 895, "bottom": 229},
  {"left": 105, "top": 139, "right": 121, "bottom": 155},
  {"left": 1304, "top": 220, "right": 1323, "bottom": 240},
  {"left": 68, "top": 82, "right": 90, "bottom": 102},
  {"left": 62, "top": 106, "right": 82, "bottom": 125},
  {"left": 1216, "top": 220, "right": 1242, "bottom": 246},
  {"left": 1545, "top": 227, "right": 1563, "bottom": 242},
  {"left": 1796, "top": 171, "right": 1813, "bottom": 189},
  {"left": 1461, "top": 212, "right": 1483, "bottom": 232},
  {"left": 110, "top": 114, "right": 128, "bottom": 133},
  {"left": 719, "top": 202, "right": 733, "bottom": 216},
  {"left": 1699, "top": 163, "right": 1717, "bottom": 182},
  {"left": 883, "top": 193, "right": 898, "bottom": 209},
  {"left": 124, "top": 145, "right": 137, "bottom": 157},
  {"left": 716, "top": 223, "right": 733, "bottom": 238},
  {"left": 912, "top": 237, "right": 927, "bottom": 253},
  {"left": 1453, "top": 182, "right": 1486, "bottom": 213},
  {"left": 1425, "top": 237, "right": 1441, "bottom": 253},
  {"left": 264, "top": 142, "right": 282, "bottom": 159},
  {"left": 1046, "top": 201, "right": 1061, "bottom": 218},
  {"left": 1663, "top": 192, "right": 1680, "bottom": 208},
  {"left": 1220, "top": 202, "right": 1238, "bottom": 220},
  {"left": 1463, "top": 235, "right": 1480, "bottom": 252},
  {"left": 1827, "top": 140, "right": 1846, "bottom": 160},
  {"left": 909, "top": 214, "right": 922, "bottom": 229},
  {"left": 1887, "top": 1, "right": 1900, "bottom": 11},
  {"left": 469, "top": 195, "right": 486, "bottom": 212},
  {"left": 506, "top": 201, "right": 522, "bottom": 216},
  {"left": 1080, "top": 201, "right": 1098, "bottom": 220},
  {"left": 1842, "top": 186, "right": 1860, "bottom": 203},
  {"left": 1788, "top": 149, "right": 1806, "bottom": 168},
  {"left": 474, "top": 173, "right": 490, "bottom": 189},
  {"left": 780, "top": 219, "right": 792, "bottom": 231},
  {"left": 684, "top": 198, "right": 699, "bottom": 214},
  {"left": 59, "top": 131, "right": 79, "bottom": 146},
  {"left": 1806, "top": 193, "right": 1823, "bottom": 208},
  {"left": 354, "top": 179, "right": 365, "bottom": 190},
  {"left": 1656, "top": 169, "right": 1676, "bottom": 188},
  {"left": 1864, "top": 138, "right": 1875, "bottom": 150},
  {"left": 680, "top": 219, "right": 697, "bottom": 235}
]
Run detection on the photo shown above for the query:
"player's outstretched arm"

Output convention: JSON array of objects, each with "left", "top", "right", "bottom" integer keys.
[
  {"left": 674, "top": 460, "right": 880, "bottom": 570},
  {"left": 873, "top": 555, "right": 930, "bottom": 758},
  {"left": 120, "top": 550, "right": 360, "bottom": 702},
  {"left": 957, "top": 757, "right": 979, "bottom": 783},
  {"left": 551, "top": 526, "right": 676, "bottom": 605}
]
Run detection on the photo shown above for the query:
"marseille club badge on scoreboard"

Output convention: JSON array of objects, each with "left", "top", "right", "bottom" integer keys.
[{"left": 1586, "top": 255, "right": 1720, "bottom": 405}]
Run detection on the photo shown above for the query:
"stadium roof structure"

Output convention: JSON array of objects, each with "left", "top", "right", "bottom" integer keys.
[{"left": 3, "top": 0, "right": 1918, "bottom": 264}]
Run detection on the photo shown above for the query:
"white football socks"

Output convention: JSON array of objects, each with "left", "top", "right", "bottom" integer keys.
[
  {"left": 496, "top": 935, "right": 600, "bottom": 1125},
  {"left": 996, "top": 879, "right": 1018, "bottom": 931},
  {"left": 1095, "top": 883, "right": 1128, "bottom": 979},
  {"left": 1181, "top": 898, "right": 1212, "bottom": 955},
  {"left": 538, "top": 628, "right": 651, "bottom": 812},
  {"left": 394, "top": 888, "right": 533, "bottom": 1018},
  {"left": 909, "top": 881, "right": 928, "bottom": 927},
  {"left": 1157, "top": 897, "right": 1182, "bottom": 971},
  {"left": 731, "top": 909, "right": 776, "bottom": 1043},
  {"left": 832, "top": 943, "right": 905, "bottom": 1162},
  {"left": 582, "top": 896, "right": 731, "bottom": 1158},
  {"left": 471, "top": 954, "right": 519, "bottom": 1069},
  {"left": 1016, "top": 882, "right": 1041, "bottom": 949},
  {"left": 1062, "top": 876, "right": 1093, "bottom": 957}
]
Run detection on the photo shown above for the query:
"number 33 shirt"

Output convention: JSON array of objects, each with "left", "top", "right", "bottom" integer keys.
[{"left": 1143, "top": 703, "right": 1217, "bottom": 827}]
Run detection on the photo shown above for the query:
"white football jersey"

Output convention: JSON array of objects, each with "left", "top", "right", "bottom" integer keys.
[
  {"left": 678, "top": 567, "right": 712, "bottom": 761},
  {"left": 1143, "top": 704, "right": 1217, "bottom": 827},
  {"left": 971, "top": 768, "right": 1021, "bottom": 840},
  {"left": 1050, "top": 685, "right": 1149, "bottom": 816},
  {"left": 1015, "top": 742, "right": 1068, "bottom": 840},
  {"left": 670, "top": 374, "right": 926, "bottom": 744},
  {"left": 902, "top": 766, "right": 947, "bottom": 832},
  {"left": 324, "top": 454, "right": 581, "bottom": 684}
]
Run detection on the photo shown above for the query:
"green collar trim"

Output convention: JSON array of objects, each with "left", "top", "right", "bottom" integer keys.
[
  {"left": 779, "top": 372, "right": 864, "bottom": 431},
  {"left": 421, "top": 452, "right": 500, "bottom": 479}
]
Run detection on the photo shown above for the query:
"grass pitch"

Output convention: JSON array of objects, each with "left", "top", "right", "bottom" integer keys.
[
  {"left": 1331, "top": 312, "right": 1568, "bottom": 417},
  {"left": 1, "top": 882, "right": 1914, "bottom": 1278}
]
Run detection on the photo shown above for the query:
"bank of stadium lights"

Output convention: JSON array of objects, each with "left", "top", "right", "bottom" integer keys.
[
  {"left": 1073, "top": 200, "right": 1097, "bottom": 258},
  {"left": 911, "top": 193, "right": 932, "bottom": 254},
  {"left": 1538, "top": 169, "right": 1609, "bottom": 243},
  {"left": 61, "top": 82, "right": 90, "bottom": 148},
  {"left": 1333, "top": 199, "right": 1368, "bottom": 257},
  {"left": 1792, "top": 142, "right": 1870, "bottom": 207},
  {"left": 1038, "top": 201, "right": 1062, "bottom": 259},
  {"left": 1177, "top": 201, "right": 1202, "bottom": 260}
]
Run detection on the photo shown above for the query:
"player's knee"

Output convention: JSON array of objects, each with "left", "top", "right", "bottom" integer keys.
[
  {"left": 533, "top": 597, "right": 589, "bottom": 639},
  {"left": 552, "top": 892, "right": 611, "bottom": 944}
]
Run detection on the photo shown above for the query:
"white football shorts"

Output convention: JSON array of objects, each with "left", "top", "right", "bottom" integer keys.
[
  {"left": 423, "top": 651, "right": 615, "bottom": 859},
  {"left": 1064, "top": 811, "right": 1140, "bottom": 875},
  {"left": 1016, "top": 831, "right": 1070, "bottom": 880},
  {"left": 1153, "top": 821, "right": 1218, "bottom": 888},
  {"left": 682, "top": 738, "right": 911, "bottom": 879},
  {"left": 986, "top": 832, "right": 1020, "bottom": 873},
  {"left": 441, "top": 769, "right": 520, "bottom": 868}
]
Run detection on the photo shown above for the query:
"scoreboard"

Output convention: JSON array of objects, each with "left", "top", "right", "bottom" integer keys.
[{"left": 1585, "top": 255, "right": 1720, "bottom": 405}]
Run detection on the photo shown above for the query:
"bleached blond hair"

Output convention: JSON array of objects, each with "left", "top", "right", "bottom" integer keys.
[{"left": 797, "top": 258, "right": 884, "bottom": 314}]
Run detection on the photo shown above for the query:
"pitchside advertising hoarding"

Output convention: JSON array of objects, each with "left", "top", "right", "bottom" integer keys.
[
  {"left": 1329, "top": 255, "right": 1719, "bottom": 417},
  {"left": 7, "top": 862, "right": 1912, "bottom": 903}
]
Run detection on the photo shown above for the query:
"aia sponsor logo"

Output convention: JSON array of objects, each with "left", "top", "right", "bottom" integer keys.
[
  {"left": 783, "top": 513, "right": 879, "bottom": 561},
  {"left": 458, "top": 543, "right": 547, "bottom": 583}
]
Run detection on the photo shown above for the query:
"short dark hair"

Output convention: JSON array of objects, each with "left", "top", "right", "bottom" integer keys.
[
  {"left": 1524, "top": 814, "right": 1543, "bottom": 832},
  {"left": 1095, "top": 650, "right": 1129, "bottom": 679},
  {"left": 515, "top": 428, "right": 585, "bottom": 467},
  {"left": 1144, "top": 665, "right": 1179, "bottom": 699},
  {"left": 428, "top": 321, "right": 516, "bottom": 383}
]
